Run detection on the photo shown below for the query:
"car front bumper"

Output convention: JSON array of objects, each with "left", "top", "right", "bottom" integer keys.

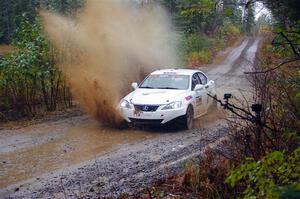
[{"left": 119, "top": 106, "right": 187, "bottom": 124}]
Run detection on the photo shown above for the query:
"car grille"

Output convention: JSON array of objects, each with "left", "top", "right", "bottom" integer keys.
[
  {"left": 134, "top": 104, "right": 159, "bottom": 112},
  {"left": 129, "top": 118, "right": 163, "bottom": 125}
]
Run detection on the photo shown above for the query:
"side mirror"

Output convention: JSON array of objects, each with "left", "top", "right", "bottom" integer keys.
[
  {"left": 194, "top": 84, "right": 204, "bottom": 91},
  {"left": 131, "top": 82, "right": 138, "bottom": 90}
]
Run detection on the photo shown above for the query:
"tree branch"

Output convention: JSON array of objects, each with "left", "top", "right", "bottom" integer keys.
[
  {"left": 244, "top": 59, "right": 299, "bottom": 74},
  {"left": 279, "top": 32, "right": 300, "bottom": 58},
  {"left": 207, "top": 94, "right": 279, "bottom": 133}
]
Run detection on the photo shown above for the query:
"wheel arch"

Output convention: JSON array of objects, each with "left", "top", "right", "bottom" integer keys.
[{"left": 186, "top": 103, "right": 194, "bottom": 117}]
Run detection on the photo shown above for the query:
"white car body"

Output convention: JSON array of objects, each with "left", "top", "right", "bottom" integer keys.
[{"left": 118, "top": 69, "right": 216, "bottom": 127}]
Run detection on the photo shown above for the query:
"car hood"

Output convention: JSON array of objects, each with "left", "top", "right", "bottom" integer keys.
[{"left": 125, "top": 88, "right": 187, "bottom": 105}]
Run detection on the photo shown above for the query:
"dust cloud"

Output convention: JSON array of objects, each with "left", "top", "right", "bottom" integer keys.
[{"left": 41, "top": 0, "right": 179, "bottom": 125}]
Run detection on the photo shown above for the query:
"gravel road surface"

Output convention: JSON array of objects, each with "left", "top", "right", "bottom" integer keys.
[{"left": 0, "top": 37, "right": 261, "bottom": 198}]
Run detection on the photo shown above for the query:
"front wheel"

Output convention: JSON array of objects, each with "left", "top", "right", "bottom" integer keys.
[{"left": 182, "top": 105, "right": 194, "bottom": 130}]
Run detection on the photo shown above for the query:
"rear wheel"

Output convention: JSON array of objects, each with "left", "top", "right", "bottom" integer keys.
[{"left": 182, "top": 105, "right": 194, "bottom": 130}]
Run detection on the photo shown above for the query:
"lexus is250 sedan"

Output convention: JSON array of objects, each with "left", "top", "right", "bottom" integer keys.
[{"left": 118, "top": 69, "right": 216, "bottom": 129}]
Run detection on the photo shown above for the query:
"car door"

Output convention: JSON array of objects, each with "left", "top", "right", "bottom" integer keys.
[
  {"left": 197, "top": 72, "right": 213, "bottom": 112},
  {"left": 191, "top": 73, "right": 206, "bottom": 117}
]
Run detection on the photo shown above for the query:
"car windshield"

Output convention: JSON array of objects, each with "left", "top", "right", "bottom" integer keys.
[{"left": 139, "top": 74, "right": 189, "bottom": 90}]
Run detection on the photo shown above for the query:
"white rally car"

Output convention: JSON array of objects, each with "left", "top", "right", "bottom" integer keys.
[{"left": 119, "top": 69, "right": 216, "bottom": 129}]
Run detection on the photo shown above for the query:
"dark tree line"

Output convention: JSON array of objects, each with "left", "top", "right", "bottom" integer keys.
[
  {"left": 0, "top": 0, "right": 84, "bottom": 44},
  {"left": 160, "top": 0, "right": 252, "bottom": 34},
  {"left": 260, "top": 0, "right": 300, "bottom": 30},
  {"left": 0, "top": 0, "right": 257, "bottom": 44}
]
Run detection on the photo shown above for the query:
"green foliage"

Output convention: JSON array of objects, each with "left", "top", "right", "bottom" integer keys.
[
  {"left": 272, "top": 22, "right": 300, "bottom": 60},
  {"left": 223, "top": 0, "right": 243, "bottom": 26},
  {"left": 47, "top": 0, "right": 85, "bottom": 16},
  {"left": 178, "top": 18, "right": 241, "bottom": 66},
  {"left": 219, "top": 19, "right": 241, "bottom": 37},
  {"left": 178, "top": 0, "right": 218, "bottom": 34},
  {"left": 1, "top": 16, "right": 52, "bottom": 84},
  {"left": 261, "top": 0, "right": 300, "bottom": 30},
  {"left": 188, "top": 50, "right": 212, "bottom": 66},
  {"left": 163, "top": 0, "right": 244, "bottom": 35},
  {"left": 226, "top": 148, "right": 300, "bottom": 198},
  {"left": 179, "top": 33, "right": 214, "bottom": 65},
  {"left": 0, "top": 0, "right": 36, "bottom": 43},
  {"left": 0, "top": 16, "right": 72, "bottom": 119},
  {"left": 243, "top": 5, "right": 255, "bottom": 34},
  {"left": 0, "top": 0, "right": 84, "bottom": 43},
  {"left": 162, "top": 0, "right": 242, "bottom": 66},
  {"left": 181, "top": 33, "right": 211, "bottom": 54},
  {"left": 274, "top": 183, "right": 300, "bottom": 199},
  {"left": 211, "top": 37, "right": 225, "bottom": 51},
  {"left": 197, "top": 50, "right": 212, "bottom": 63}
]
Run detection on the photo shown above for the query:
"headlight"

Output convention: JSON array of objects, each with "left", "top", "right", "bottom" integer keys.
[
  {"left": 162, "top": 101, "right": 183, "bottom": 110},
  {"left": 120, "top": 99, "right": 132, "bottom": 109}
]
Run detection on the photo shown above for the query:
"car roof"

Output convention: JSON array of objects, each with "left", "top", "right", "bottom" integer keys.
[{"left": 151, "top": 68, "right": 202, "bottom": 75}]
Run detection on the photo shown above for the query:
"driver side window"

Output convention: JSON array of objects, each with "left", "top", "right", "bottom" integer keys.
[
  {"left": 197, "top": 72, "right": 207, "bottom": 85},
  {"left": 191, "top": 74, "right": 201, "bottom": 90}
]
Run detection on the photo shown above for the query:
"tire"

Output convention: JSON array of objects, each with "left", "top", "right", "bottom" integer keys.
[
  {"left": 182, "top": 105, "right": 194, "bottom": 130},
  {"left": 117, "top": 120, "right": 128, "bottom": 130},
  {"left": 117, "top": 120, "right": 131, "bottom": 130}
]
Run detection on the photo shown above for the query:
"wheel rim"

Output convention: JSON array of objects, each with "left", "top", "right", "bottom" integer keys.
[{"left": 186, "top": 108, "right": 193, "bottom": 129}]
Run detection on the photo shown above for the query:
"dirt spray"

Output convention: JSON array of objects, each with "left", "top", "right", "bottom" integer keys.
[{"left": 41, "top": 0, "right": 179, "bottom": 125}]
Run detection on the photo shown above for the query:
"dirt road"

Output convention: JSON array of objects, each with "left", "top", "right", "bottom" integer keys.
[{"left": 0, "top": 37, "right": 261, "bottom": 198}]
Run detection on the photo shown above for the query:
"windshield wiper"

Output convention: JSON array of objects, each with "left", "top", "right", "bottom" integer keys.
[
  {"left": 139, "top": 86, "right": 155, "bottom": 89},
  {"left": 157, "top": 87, "right": 180, "bottom": 89}
]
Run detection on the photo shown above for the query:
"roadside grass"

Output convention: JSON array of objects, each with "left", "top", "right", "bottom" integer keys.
[{"left": 131, "top": 148, "right": 232, "bottom": 199}]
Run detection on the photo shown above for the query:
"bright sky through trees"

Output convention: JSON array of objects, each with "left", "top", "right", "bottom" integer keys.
[{"left": 254, "top": 2, "right": 270, "bottom": 20}]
